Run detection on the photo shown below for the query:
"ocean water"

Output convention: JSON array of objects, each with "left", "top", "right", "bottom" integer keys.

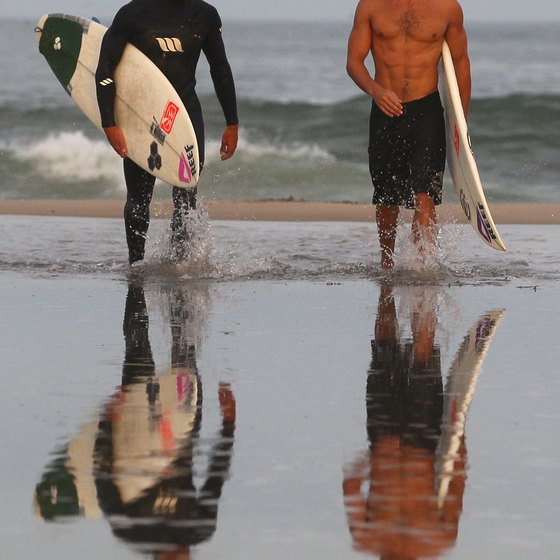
[
  {"left": 0, "top": 18, "right": 559, "bottom": 203},
  {"left": 1, "top": 220, "right": 560, "bottom": 559},
  {"left": 1, "top": 212, "right": 559, "bottom": 285}
]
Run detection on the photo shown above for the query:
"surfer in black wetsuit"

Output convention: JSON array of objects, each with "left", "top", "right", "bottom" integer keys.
[{"left": 96, "top": 0, "right": 239, "bottom": 264}]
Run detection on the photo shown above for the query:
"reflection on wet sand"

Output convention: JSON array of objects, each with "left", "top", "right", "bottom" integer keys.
[
  {"left": 35, "top": 280, "right": 236, "bottom": 559},
  {"left": 343, "top": 284, "right": 504, "bottom": 559}
]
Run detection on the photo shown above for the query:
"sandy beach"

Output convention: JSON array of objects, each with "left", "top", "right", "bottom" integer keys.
[{"left": 1, "top": 199, "right": 560, "bottom": 224}]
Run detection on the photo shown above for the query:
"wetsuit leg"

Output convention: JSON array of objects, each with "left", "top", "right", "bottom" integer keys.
[
  {"left": 122, "top": 282, "right": 155, "bottom": 383},
  {"left": 170, "top": 102, "right": 205, "bottom": 255},
  {"left": 123, "top": 158, "right": 156, "bottom": 264}
]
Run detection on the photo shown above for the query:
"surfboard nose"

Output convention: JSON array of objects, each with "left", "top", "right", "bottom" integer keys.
[
  {"left": 36, "top": 15, "right": 84, "bottom": 94},
  {"left": 34, "top": 14, "right": 49, "bottom": 44}
]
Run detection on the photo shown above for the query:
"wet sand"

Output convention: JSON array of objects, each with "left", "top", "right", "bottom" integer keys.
[
  {"left": 1, "top": 277, "right": 559, "bottom": 559},
  {"left": 1, "top": 202, "right": 560, "bottom": 558},
  {"left": 1, "top": 198, "right": 560, "bottom": 224}
]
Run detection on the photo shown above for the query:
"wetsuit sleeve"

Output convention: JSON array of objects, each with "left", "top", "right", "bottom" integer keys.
[
  {"left": 202, "top": 10, "right": 238, "bottom": 126},
  {"left": 95, "top": 11, "right": 130, "bottom": 128}
]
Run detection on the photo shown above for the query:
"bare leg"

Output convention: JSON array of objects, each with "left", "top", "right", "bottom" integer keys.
[
  {"left": 411, "top": 287, "right": 437, "bottom": 366},
  {"left": 412, "top": 192, "right": 436, "bottom": 254},
  {"left": 376, "top": 205, "right": 399, "bottom": 269},
  {"left": 375, "top": 284, "right": 397, "bottom": 341}
]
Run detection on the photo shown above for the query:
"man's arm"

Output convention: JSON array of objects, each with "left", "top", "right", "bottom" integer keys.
[
  {"left": 95, "top": 12, "right": 129, "bottom": 158},
  {"left": 445, "top": 3, "right": 471, "bottom": 118},
  {"left": 346, "top": 0, "right": 403, "bottom": 117},
  {"left": 202, "top": 11, "right": 239, "bottom": 160}
]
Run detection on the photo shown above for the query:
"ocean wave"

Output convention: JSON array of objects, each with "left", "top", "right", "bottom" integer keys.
[
  {"left": 1, "top": 130, "right": 125, "bottom": 199},
  {"left": 1, "top": 93, "right": 558, "bottom": 202},
  {"left": 205, "top": 93, "right": 560, "bottom": 158},
  {"left": 17, "top": 131, "right": 120, "bottom": 181}
]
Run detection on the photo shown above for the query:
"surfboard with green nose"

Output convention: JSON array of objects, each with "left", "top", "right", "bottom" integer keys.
[
  {"left": 34, "top": 13, "right": 200, "bottom": 189},
  {"left": 35, "top": 14, "right": 86, "bottom": 94},
  {"left": 35, "top": 14, "right": 105, "bottom": 126}
]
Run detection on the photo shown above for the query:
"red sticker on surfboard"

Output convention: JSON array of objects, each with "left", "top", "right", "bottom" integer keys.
[
  {"left": 454, "top": 124, "right": 460, "bottom": 156},
  {"left": 160, "top": 101, "right": 180, "bottom": 134}
]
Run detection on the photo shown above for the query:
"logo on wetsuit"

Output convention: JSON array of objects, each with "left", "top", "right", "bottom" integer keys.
[{"left": 155, "top": 37, "right": 184, "bottom": 53}]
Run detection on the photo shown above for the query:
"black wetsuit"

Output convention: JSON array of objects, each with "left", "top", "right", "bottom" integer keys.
[{"left": 96, "top": 0, "right": 238, "bottom": 263}]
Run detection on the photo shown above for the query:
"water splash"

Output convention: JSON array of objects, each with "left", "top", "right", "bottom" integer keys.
[
  {"left": 140, "top": 201, "right": 216, "bottom": 278},
  {"left": 389, "top": 218, "right": 464, "bottom": 282}
]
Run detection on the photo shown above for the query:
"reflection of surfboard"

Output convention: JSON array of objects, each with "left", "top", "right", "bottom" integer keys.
[
  {"left": 35, "top": 13, "right": 199, "bottom": 189},
  {"left": 439, "top": 41, "right": 506, "bottom": 251},
  {"left": 34, "top": 370, "right": 200, "bottom": 519},
  {"left": 109, "top": 370, "right": 199, "bottom": 502},
  {"left": 435, "top": 308, "right": 505, "bottom": 508}
]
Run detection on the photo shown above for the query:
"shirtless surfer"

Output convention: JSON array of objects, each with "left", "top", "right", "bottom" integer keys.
[{"left": 347, "top": 0, "right": 471, "bottom": 268}]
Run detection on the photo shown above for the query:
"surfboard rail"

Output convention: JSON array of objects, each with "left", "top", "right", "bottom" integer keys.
[
  {"left": 440, "top": 41, "right": 506, "bottom": 251},
  {"left": 435, "top": 308, "right": 505, "bottom": 508}
]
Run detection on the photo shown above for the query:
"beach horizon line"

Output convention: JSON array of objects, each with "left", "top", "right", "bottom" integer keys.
[{"left": 0, "top": 199, "right": 559, "bottom": 225}]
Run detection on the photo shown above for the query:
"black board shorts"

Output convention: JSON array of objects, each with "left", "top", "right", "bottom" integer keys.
[
  {"left": 368, "top": 91, "right": 445, "bottom": 209},
  {"left": 367, "top": 340, "right": 443, "bottom": 451}
]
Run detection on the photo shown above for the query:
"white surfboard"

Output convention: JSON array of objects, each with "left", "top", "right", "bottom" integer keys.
[
  {"left": 435, "top": 308, "right": 505, "bottom": 508},
  {"left": 440, "top": 41, "right": 506, "bottom": 251},
  {"left": 34, "top": 368, "right": 200, "bottom": 519},
  {"left": 35, "top": 13, "right": 199, "bottom": 189}
]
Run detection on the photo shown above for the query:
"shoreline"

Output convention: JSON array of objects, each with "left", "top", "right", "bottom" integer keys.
[{"left": 0, "top": 199, "right": 559, "bottom": 224}]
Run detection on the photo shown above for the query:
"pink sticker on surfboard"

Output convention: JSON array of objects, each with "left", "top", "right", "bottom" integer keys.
[
  {"left": 178, "top": 152, "right": 193, "bottom": 184},
  {"left": 177, "top": 145, "right": 197, "bottom": 185}
]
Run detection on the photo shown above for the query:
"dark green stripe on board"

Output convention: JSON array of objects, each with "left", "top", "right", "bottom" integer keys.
[{"left": 38, "top": 16, "right": 85, "bottom": 94}]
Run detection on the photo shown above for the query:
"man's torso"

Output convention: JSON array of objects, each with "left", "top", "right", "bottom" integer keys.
[
  {"left": 367, "top": 0, "right": 455, "bottom": 101},
  {"left": 113, "top": 0, "right": 220, "bottom": 97}
]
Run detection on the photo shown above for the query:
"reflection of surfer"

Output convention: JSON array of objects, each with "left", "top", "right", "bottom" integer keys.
[
  {"left": 343, "top": 285, "right": 466, "bottom": 559},
  {"left": 95, "top": 282, "right": 236, "bottom": 557},
  {"left": 35, "top": 281, "right": 236, "bottom": 559}
]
